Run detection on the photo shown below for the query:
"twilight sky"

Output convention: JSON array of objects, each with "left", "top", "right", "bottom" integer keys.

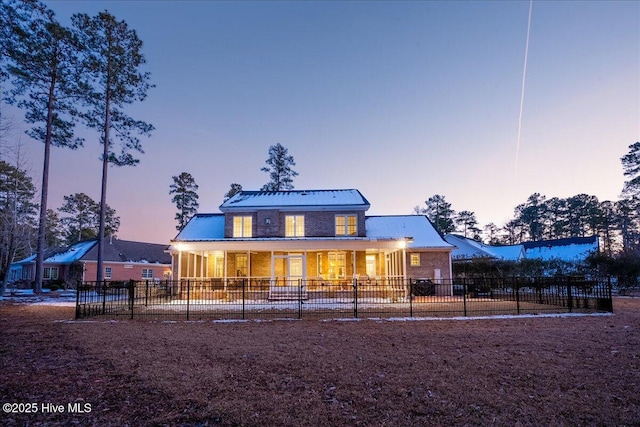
[{"left": 14, "top": 1, "right": 640, "bottom": 244}]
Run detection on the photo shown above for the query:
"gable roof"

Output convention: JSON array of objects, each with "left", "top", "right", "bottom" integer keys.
[
  {"left": 174, "top": 214, "right": 225, "bottom": 241},
  {"left": 366, "top": 216, "right": 453, "bottom": 249},
  {"left": 46, "top": 240, "right": 98, "bottom": 263},
  {"left": 81, "top": 238, "right": 171, "bottom": 264},
  {"left": 11, "top": 240, "right": 98, "bottom": 266},
  {"left": 220, "top": 189, "right": 370, "bottom": 212}
]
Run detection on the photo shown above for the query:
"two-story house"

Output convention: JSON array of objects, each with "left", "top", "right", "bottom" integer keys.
[{"left": 168, "top": 189, "right": 454, "bottom": 298}]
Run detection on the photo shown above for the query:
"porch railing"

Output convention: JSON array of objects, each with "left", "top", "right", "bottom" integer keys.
[{"left": 75, "top": 276, "right": 613, "bottom": 320}]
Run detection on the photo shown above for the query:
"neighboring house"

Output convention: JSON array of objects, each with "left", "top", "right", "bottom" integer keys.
[
  {"left": 444, "top": 234, "right": 598, "bottom": 263},
  {"left": 8, "top": 240, "right": 97, "bottom": 285},
  {"left": 9, "top": 238, "right": 172, "bottom": 287},
  {"left": 522, "top": 236, "right": 599, "bottom": 262},
  {"left": 168, "top": 189, "right": 454, "bottom": 297},
  {"left": 444, "top": 234, "right": 525, "bottom": 262}
]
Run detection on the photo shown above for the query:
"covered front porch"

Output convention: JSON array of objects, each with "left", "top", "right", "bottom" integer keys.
[{"left": 169, "top": 239, "right": 410, "bottom": 299}]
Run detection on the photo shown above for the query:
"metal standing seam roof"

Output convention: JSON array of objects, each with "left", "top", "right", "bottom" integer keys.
[
  {"left": 366, "top": 216, "right": 453, "bottom": 249},
  {"left": 174, "top": 214, "right": 225, "bottom": 241},
  {"left": 444, "top": 234, "right": 524, "bottom": 261},
  {"left": 220, "top": 189, "right": 370, "bottom": 210}
]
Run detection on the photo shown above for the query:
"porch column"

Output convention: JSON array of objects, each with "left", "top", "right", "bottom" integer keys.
[
  {"left": 402, "top": 246, "right": 407, "bottom": 282},
  {"left": 352, "top": 251, "right": 356, "bottom": 279},
  {"left": 270, "top": 250, "right": 275, "bottom": 284},
  {"left": 247, "top": 250, "right": 251, "bottom": 284},
  {"left": 200, "top": 251, "right": 204, "bottom": 279},
  {"left": 177, "top": 252, "right": 182, "bottom": 281}
]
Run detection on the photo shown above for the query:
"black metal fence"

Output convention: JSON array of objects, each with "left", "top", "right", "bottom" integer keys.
[{"left": 75, "top": 276, "right": 613, "bottom": 320}]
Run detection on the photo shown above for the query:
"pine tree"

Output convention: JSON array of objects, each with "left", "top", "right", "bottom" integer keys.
[
  {"left": 455, "top": 210, "right": 480, "bottom": 239},
  {"left": 0, "top": 160, "right": 37, "bottom": 297},
  {"left": 224, "top": 183, "right": 242, "bottom": 202},
  {"left": 621, "top": 142, "right": 640, "bottom": 197},
  {"left": 1, "top": 0, "right": 85, "bottom": 292},
  {"left": 72, "top": 11, "right": 153, "bottom": 281},
  {"left": 170, "top": 172, "right": 199, "bottom": 231},
  {"left": 424, "top": 195, "right": 456, "bottom": 234},
  {"left": 57, "top": 192, "right": 120, "bottom": 244},
  {"left": 260, "top": 143, "right": 298, "bottom": 191}
]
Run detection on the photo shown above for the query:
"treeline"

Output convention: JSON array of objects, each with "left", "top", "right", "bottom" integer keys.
[
  {"left": 417, "top": 191, "right": 638, "bottom": 255},
  {"left": 416, "top": 142, "right": 640, "bottom": 256}
]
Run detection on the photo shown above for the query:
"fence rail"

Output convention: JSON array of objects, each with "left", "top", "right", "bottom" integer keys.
[{"left": 75, "top": 277, "right": 613, "bottom": 320}]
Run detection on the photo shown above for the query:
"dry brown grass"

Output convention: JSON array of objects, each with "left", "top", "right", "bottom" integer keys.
[{"left": 1, "top": 298, "right": 639, "bottom": 426}]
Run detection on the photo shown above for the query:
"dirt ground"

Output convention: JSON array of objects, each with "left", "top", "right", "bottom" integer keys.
[{"left": 1, "top": 298, "right": 639, "bottom": 427}]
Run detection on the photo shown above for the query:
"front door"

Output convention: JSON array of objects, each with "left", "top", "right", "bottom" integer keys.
[
  {"left": 288, "top": 256, "right": 304, "bottom": 286},
  {"left": 270, "top": 254, "right": 307, "bottom": 300}
]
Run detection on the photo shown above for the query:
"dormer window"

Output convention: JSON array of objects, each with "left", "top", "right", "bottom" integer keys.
[
  {"left": 335, "top": 214, "right": 357, "bottom": 236},
  {"left": 285, "top": 215, "right": 305, "bottom": 237},
  {"left": 233, "top": 216, "right": 252, "bottom": 238}
]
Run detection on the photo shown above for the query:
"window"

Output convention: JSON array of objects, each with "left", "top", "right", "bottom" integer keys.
[
  {"left": 285, "top": 215, "right": 305, "bottom": 237},
  {"left": 233, "top": 216, "right": 252, "bottom": 237},
  {"left": 235, "top": 254, "right": 248, "bottom": 277},
  {"left": 410, "top": 253, "right": 421, "bottom": 267},
  {"left": 104, "top": 267, "right": 112, "bottom": 279},
  {"left": 142, "top": 268, "right": 153, "bottom": 279},
  {"left": 43, "top": 267, "right": 59, "bottom": 280},
  {"left": 328, "top": 252, "right": 346, "bottom": 279},
  {"left": 213, "top": 255, "right": 224, "bottom": 278},
  {"left": 335, "top": 215, "right": 357, "bottom": 236}
]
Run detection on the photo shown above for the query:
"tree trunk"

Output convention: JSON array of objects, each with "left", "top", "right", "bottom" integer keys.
[
  {"left": 96, "top": 101, "right": 110, "bottom": 282},
  {"left": 34, "top": 64, "right": 58, "bottom": 293}
]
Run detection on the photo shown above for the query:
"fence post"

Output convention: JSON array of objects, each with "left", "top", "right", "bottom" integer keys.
[
  {"left": 608, "top": 276, "right": 614, "bottom": 313},
  {"left": 298, "top": 279, "right": 303, "bottom": 319},
  {"left": 515, "top": 277, "right": 520, "bottom": 315},
  {"left": 567, "top": 277, "right": 573, "bottom": 313},
  {"left": 462, "top": 279, "right": 468, "bottom": 317},
  {"left": 145, "top": 280, "right": 149, "bottom": 307},
  {"left": 129, "top": 280, "right": 135, "bottom": 319},
  {"left": 102, "top": 280, "right": 107, "bottom": 315},
  {"left": 75, "top": 280, "right": 81, "bottom": 319},
  {"left": 353, "top": 278, "right": 358, "bottom": 319},
  {"left": 186, "top": 279, "right": 190, "bottom": 320},
  {"left": 409, "top": 278, "right": 413, "bottom": 318},
  {"left": 242, "top": 278, "right": 246, "bottom": 320}
]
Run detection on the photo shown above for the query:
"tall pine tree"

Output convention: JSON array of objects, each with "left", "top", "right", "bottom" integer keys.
[
  {"left": 260, "top": 143, "right": 298, "bottom": 191},
  {"left": 170, "top": 172, "right": 199, "bottom": 231},
  {"left": 1, "top": 0, "right": 85, "bottom": 292},
  {"left": 72, "top": 11, "right": 153, "bottom": 281}
]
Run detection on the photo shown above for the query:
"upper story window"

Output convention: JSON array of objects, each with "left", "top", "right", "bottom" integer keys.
[
  {"left": 285, "top": 215, "right": 305, "bottom": 237},
  {"left": 142, "top": 268, "right": 153, "bottom": 279},
  {"left": 335, "top": 214, "right": 357, "bottom": 236},
  {"left": 104, "top": 267, "right": 112, "bottom": 279},
  {"left": 233, "top": 216, "right": 252, "bottom": 237}
]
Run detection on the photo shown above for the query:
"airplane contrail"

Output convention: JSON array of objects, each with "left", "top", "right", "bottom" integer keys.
[{"left": 515, "top": 0, "right": 533, "bottom": 175}]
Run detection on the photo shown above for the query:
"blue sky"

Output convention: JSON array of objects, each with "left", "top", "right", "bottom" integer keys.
[{"left": 13, "top": 1, "right": 640, "bottom": 243}]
